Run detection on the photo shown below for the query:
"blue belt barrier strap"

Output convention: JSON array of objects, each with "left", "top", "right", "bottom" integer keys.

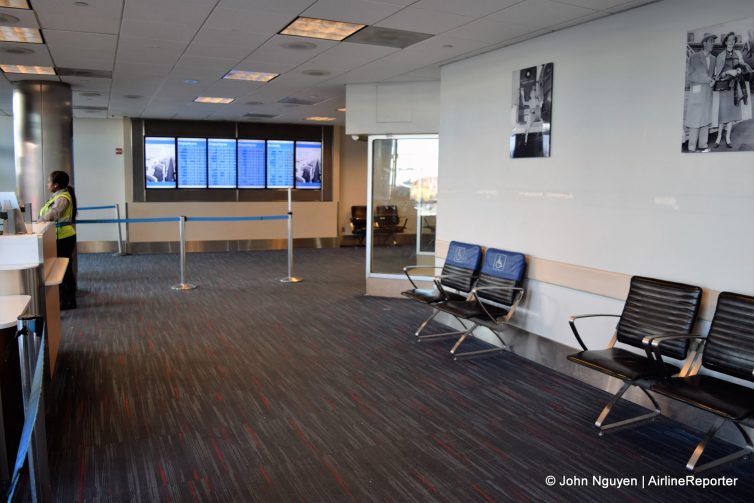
[
  {"left": 187, "top": 215, "right": 288, "bottom": 222},
  {"left": 7, "top": 333, "right": 45, "bottom": 502},
  {"left": 73, "top": 217, "right": 181, "bottom": 224},
  {"left": 78, "top": 205, "right": 117, "bottom": 211}
]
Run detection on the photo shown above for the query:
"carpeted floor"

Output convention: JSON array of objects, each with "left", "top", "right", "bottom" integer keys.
[{"left": 45, "top": 248, "right": 753, "bottom": 502}]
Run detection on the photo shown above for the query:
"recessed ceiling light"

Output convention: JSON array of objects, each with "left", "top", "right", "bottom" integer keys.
[
  {"left": 337, "top": 107, "right": 346, "bottom": 112},
  {"left": 0, "top": 47, "right": 33, "bottom": 55},
  {"left": 280, "top": 41, "right": 317, "bottom": 50},
  {"left": 123, "top": 94, "right": 142, "bottom": 99},
  {"left": 0, "top": 13, "right": 20, "bottom": 23},
  {"left": 301, "top": 69, "right": 331, "bottom": 77},
  {"left": 194, "top": 96, "right": 235, "bottom": 104},
  {"left": 304, "top": 116, "right": 336, "bottom": 122},
  {"left": 0, "top": 26, "right": 42, "bottom": 43},
  {"left": 280, "top": 17, "right": 365, "bottom": 41},
  {"left": 223, "top": 69, "right": 278, "bottom": 82},
  {"left": 74, "top": 1, "right": 89, "bottom": 5},
  {"left": 183, "top": 79, "right": 199, "bottom": 85},
  {"left": 0, "top": 64, "right": 55, "bottom": 75},
  {"left": 0, "top": 1, "right": 30, "bottom": 9}
]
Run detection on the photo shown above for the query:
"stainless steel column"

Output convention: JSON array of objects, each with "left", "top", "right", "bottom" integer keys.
[{"left": 13, "top": 81, "right": 73, "bottom": 216}]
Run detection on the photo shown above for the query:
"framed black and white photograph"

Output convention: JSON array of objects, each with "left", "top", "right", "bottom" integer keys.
[
  {"left": 683, "top": 17, "right": 754, "bottom": 153},
  {"left": 510, "top": 62, "right": 553, "bottom": 158}
]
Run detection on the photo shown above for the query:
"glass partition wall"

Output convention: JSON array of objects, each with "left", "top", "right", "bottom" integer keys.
[{"left": 368, "top": 135, "right": 438, "bottom": 276}]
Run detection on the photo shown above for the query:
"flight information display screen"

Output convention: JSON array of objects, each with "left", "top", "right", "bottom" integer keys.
[
  {"left": 295, "top": 141, "right": 322, "bottom": 189},
  {"left": 266, "top": 140, "right": 294, "bottom": 188},
  {"left": 208, "top": 139, "right": 237, "bottom": 188},
  {"left": 237, "top": 140, "right": 266, "bottom": 188},
  {"left": 177, "top": 138, "right": 207, "bottom": 188},
  {"left": 145, "top": 137, "right": 177, "bottom": 189}
]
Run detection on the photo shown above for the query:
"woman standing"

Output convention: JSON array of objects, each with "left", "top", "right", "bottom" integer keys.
[
  {"left": 713, "top": 32, "right": 752, "bottom": 148},
  {"left": 39, "top": 170, "right": 77, "bottom": 310}
]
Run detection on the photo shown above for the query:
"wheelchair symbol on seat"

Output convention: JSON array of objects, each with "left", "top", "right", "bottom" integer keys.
[
  {"left": 453, "top": 248, "right": 467, "bottom": 263},
  {"left": 493, "top": 254, "right": 507, "bottom": 271}
]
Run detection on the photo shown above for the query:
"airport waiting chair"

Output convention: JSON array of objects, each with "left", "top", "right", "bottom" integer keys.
[
  {"left": 649, "top": 291, "right": 754, "bottom": 472},
  {"left": 567, "top": 276, "right": 702, "bottom": 434},
  {"left": 349, "top": 205, "right": 367, "bottom": 245},
  {"left": 402, "top": 241, "right": 483, "bottom": 339},
  {"left": 373, "top": 205, "right": 407, "bottom": 245},
  {"left": 432, "top": 248, "right": 526, "bottom": 360}
]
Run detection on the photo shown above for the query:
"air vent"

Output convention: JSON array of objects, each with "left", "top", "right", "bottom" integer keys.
[
  {"left": 244, "top": 113, "right": 278, "bottom": 119},
  {"left": 74, "top": 105, "right": 107, "bottom": 111},
  {"left": 345, "top": 26, "right": 432, "bottom": 49},
  {"left": 277, "top": 96, "right": 325, "bottom": 106},
  {"left": 301, "top": 69, "right": 331, "bottom": 77},
  {"left": 0, "top": 47, "right": 34, "bottom": 55},
  {"left": 57, "top": 67, "right": 112, "bottom": 78},
  {"left": 78, "top": 91, "right": 100, "bottom": 97}
]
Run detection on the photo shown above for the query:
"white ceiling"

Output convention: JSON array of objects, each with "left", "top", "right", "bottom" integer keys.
[{"left": 0, "top": 0, "right": 656, "bottom": 123}]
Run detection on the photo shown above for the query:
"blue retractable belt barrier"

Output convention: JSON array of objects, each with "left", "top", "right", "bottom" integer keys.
[
  {"left": 6, "top": 332, "right": 45, "bottom": 502},
  {"left": 78, "top": 205, "right": 117, "bottom": 211},
  {"left": 187, "top": 216, "right": 288, "bottom": 222},
  {"left": 73, "top": 217, "right": 181, "bottom": 224}
]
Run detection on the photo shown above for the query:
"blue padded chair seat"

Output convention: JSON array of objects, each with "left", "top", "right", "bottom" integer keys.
[
  {"left": 652, "top": 375, "right": 754, "bottom": 420},
  {"left": 439, "top": 300, "right": 510, "bottom": 320},
  {"left": 567, "top": 348, "right": 678, "bottom": 381},
  {"left": 401, "top": 288, "right": 467, "bottom": 304}
]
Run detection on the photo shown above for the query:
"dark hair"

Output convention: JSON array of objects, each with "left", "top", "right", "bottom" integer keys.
[
  {"left": 723, "top": 32, "right": 736, "bottom": 46},
  {"left": 49, "top": 170, "right": 77, "bottom": 220}
]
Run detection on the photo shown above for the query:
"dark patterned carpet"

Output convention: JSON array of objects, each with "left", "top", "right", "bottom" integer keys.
[{"left": 44, "top": 249, "right": 754, "bottom": 502}]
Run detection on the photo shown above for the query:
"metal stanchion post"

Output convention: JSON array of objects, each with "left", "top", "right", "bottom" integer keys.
[
  {"left": 16, "top": 315, "right": 51, "bottom": 502},
  {"left": 280, "top": 188, "right": 303, "bottom": 283},
  {"left": 172, "top": 215, "right": 197, "bottom": 290},
  {"left": 113, "top": 203, "right": 130, "bottom": 256}
]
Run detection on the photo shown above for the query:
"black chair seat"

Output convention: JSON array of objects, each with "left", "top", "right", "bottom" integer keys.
[
  {"left": 401, "top": 289, "right": 466, "bottom": 304},
  {"left": 652, "top": 375, "right": 754, "bottom": 420},
  {"left": 439, "top": 299, "right": 510, "bottom": 320},
  {"left": 567, "top": 348, "right": 678, "bottom": 381}
]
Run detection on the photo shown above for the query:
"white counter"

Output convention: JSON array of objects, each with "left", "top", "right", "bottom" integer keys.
[{"left": 0, "top": 295, "right": 30, "bottom": 329}]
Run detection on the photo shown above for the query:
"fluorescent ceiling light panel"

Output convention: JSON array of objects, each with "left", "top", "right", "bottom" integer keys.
[
  {"left": 194, "top": 97, "right": 235, "bottom": 104},
  {"left": 0, "top": 0, "right": 30, "bottom": 9},
  {"left": 280, "top": 17, "right": 365, "bottom": 41},
  {"left": 0, "top": 64, "right": 55, "bottom": 74},
  {"left": 223, "top": 70, "right": 278, "bottom": 82},
  {"left": 304, "top": 116, "right": 336, "bottom": 122},
  {"left": 0, "top": 26, "right": 42, "bottom": 43}
]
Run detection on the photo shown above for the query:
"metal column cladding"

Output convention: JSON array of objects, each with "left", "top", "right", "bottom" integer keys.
[{"left": 13, "top": 81, "right": 73, "bottom": 215}]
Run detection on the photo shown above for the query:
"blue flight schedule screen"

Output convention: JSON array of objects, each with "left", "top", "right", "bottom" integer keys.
[
  {"left": 145, "top": 137, "right": 177, "bottom": 189},
  {"left": 295, "top": 141, "right": 322, "bottom": 189},
  {"left": 208, "top": 139, "right": 236, "bottom": 188},
  {"left": 237, "top": 140, "right": 266, "bottom": 188},
  {"left": 177, "top": 138, "right": 207, "bottom": 188},
  {"left": 266, "top": 140, "right": 294, "bottom": 188}
]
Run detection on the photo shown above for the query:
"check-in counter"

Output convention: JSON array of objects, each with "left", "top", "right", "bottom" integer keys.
[{"left": 0, "top": 222, "right": 67, "bottom": 375}]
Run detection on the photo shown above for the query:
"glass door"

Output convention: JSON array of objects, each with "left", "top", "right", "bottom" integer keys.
[{"left": 367, "top": 135, "right": 438, "bottom": 276}]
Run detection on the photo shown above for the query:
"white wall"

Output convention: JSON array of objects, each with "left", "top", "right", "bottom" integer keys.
[
  {"left": 0, "top": 116, "right": 14, "bottom": 191},
  {"left": 440, "top": 0, "right": 754, "bottom": 348},
  {"left": 346, "top": 81, "right": 441, "bottom": 135},
  {"left": 338, "top": 128, "right": 368, "bottom": 236}
]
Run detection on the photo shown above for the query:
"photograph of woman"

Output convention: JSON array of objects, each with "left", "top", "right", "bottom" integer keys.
[
  {"left": 510, "top": 62, "right": 554, "bottom": 158},
  {"left": 683, "top": 17, "right": 754, "bottom": 153}
]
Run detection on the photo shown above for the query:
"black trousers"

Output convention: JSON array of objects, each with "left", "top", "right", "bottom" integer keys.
[{"left": 57, "top": 235, "right": 77, "bottom": 309}]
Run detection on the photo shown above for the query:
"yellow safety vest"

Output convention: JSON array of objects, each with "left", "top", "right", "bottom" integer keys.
[{"left": 40, "top": 191, "right": 75, "bottom": 240}]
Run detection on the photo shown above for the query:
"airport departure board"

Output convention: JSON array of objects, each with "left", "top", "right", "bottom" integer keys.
[
  {"left": 177, "top": 138, "right": 207, "bottom": 188},
  {"left": 145, "top": 137, "right": 177, "bottom": 189},
  {"left": 238, "top": 140, "right": 266, "bottom": 188},
  {"left": 266, "top": 140, "right": 294, "bottom": 188},
  {"left": 295, "top": 141, "right": 322, "bottom": 190},
  {"left": 208, "top": 139, "right": 236, "bottom": 188}
]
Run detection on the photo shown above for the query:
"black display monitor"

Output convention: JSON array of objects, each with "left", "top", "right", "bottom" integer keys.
[
  {"left": 266, "top": 140, "right": 294, "bottom": 188},
  {"left": 295, "top": 141, "right": 322, "bottom": 189},
  {"left": 237, "top": 139, "right": 266, "bottom": 189},
  {"left": 177, "top": 138, "right": 208, "bottom": 188},
  {"left": 208, "top": 139, "right": 237, "bottom": 189},
  {"left": 145, "top": 137, "right": 177, "bottom": 189}
]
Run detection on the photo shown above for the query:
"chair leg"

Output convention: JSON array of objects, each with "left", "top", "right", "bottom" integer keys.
[
  {"left": 417, "top": 316, "right": 470, "bottom": 341},
  {"left": 594, "top": 383, "right": 660, "bottom": 436},
  {"left": 687, "top": 419, "right": 754, "bottom": 473},
  {"left": 452, "top": 325, "right": 505, "bottom": 360}
]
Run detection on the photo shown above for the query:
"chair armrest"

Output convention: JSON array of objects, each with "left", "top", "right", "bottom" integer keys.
[
  {"left": 402, "top": 265, "right": 442, "bottom": 289},
  {"left": 471, "top": 286, "right": 524, "bottom": 324},
  {"left": 568, "top": 314, "right": 621, "bottom": 352},
  {"left": 644, "top": 334, "right": 707, "bottom": 373}
]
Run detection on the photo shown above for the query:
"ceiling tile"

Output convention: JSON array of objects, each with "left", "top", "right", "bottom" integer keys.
[
  {"left": 184, "top": 34, "right": 267, "bottom": 61},
  {"left": 296, "top": 42, "right": 398, "bottom": 74},
  {"left": 120, "top": 19, "right": 200, "bottom": 43},
  {"left": 32, "top": 0, "right": 123, "bottom": 34},
  {"left": 122, "top": 0, "right": 216, "bottom": 26},
  {"left": 487, "top": 0, "right": 596, "bottom": 29},
  {"left": 443, "top": 17, "right": 537, "bottom": 44},
  {"left": 554, "top": 0, "right": 644, "bottom": 10},
  {"left": 202, "top": 7, "right": 295, "bottom": 34},
  {"left": 44, "top": 30, "right": 117, "bottom": 71},
  {"left": 375, "top": 7, "right": 473, "bottom": 34},
  {"left": 411, "top": 0, "right": 521, "bottom": 18},
  {"left": 604, "top": 0, "right": 656, "bottom": 12},
  {"left": 63, "top": 76, "right": 112, "bottom": 92},
  {"left": 216, "top": 0, "right": 314, "bottom": 16},
  {"left": 0, "top": 7, "right": 39, "bottom": 28},
  {"left": 174, "top": 55, "right": 239, "bottom": 74},
  {"left": 0, "top": 42, "right": 54, "bottom": 66},
  {"left": 302, "top": 0, "right": 405, "bottom": 25},
  {"left": 239, "top": 35, "right": 338, "bottom": 70}
]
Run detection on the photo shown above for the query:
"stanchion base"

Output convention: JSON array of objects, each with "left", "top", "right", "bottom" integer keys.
[
  {"left": 171, "top": 283, "right": 198, "bottom": 290},
  {"left": 280, "top": 277, "right": 304, "bottom": 283},
  {"left": 113, "top": 252, "right": 131, "bottom": 257}
]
